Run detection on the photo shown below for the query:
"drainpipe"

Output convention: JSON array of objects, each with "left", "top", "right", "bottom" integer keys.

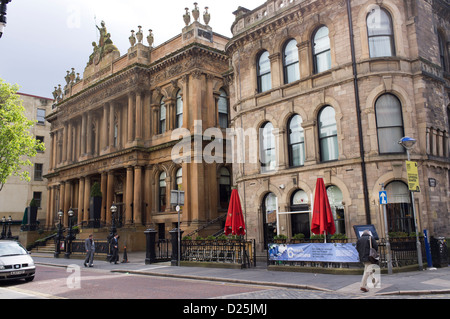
[{"left": 346, "top": 0, "right": 371, "bottom": 224}]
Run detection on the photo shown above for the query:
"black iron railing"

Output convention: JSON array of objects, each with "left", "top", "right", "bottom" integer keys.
[{"left": 181, "top": 240, "right": 256, "bottom": 268}]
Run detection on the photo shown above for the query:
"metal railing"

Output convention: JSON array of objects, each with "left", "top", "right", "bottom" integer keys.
[{"left": 181, "top": 239, "right": 256, "bottom": 268}]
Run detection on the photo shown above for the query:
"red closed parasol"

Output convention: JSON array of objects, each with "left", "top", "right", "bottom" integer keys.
[
  {"left": 311, "top": 178, "right": 336, "bottom": 239},
  {"left": 224, "top": 188, "right": 246, "bottom": 236}
]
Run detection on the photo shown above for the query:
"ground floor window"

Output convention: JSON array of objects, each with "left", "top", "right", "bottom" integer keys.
[
  {"left": 290, "top": 189, "right": 311, "bottom": 238},
  {"left": 385, "top": 181, "right": 414, "bottom": 234},
  {"left": 262, "top": 193, "right": 277, "bottom": 248},
  {"left": 326, "top": 185, "right": 345, "bottom": 235}
]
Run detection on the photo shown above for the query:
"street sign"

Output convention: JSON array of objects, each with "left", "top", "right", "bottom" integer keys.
[
  {"left": 379, "top": 191, "right": 387, "bottom": 205},
  {"left": 406, "top": 161, "right": 420, "bottom": 192},
  {"left": 170, "top": 190, "right": 185, "bottom": 206}
]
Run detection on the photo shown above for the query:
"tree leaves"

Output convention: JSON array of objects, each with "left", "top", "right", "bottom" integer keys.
[{"left": 0, "top": 78, "right": 45, "bottom": 191}]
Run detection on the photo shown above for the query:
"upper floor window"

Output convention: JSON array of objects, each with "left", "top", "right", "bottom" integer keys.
[
  {"left": 175, "top": 167, "right": 182, "bottom": 191},
  {"left": 257, "top": 51, "right": 271, "bottom": 93},
  {"left": 438, "top": 33, "right": 447, "bottom": 72},
  {"left": 159, "top": 97, "right": 166, "bottom": 134},
  {"left": 288, "top": 114, "right": 305, "bottom": 167},
  {"left": 218, "top": 89, "right": 229, "bottom": 129},
  {"left": 375, "top": 93, "right": 405, "bottom": 154},
  {"left": 318, "top": 106, "right": 338, "bottom": 162},
  {"left": 367, "top": 7, "right": 395, "bottom": 58},
  {"left": 159, "top": 171, "right": 167, "bottom": 212},
  {"left": 260, "top": 122, "right": 276, "bottom": 172},
  {"left": 34, "top": 163, "right": 43, "bottom": 181},
  {"left": 313, "top": 26, "right": 331, "bottom": 74},
  {"left": 176, "top": 91, "right": 183, "bottom": 129},
  {"left": 37, "top": 108, "right": 46, "bottom": 125},
  {"left": 283, "top": 39, "right": 300, "bottom": 84}
]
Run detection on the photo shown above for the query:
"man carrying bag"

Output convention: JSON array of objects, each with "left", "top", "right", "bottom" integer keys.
[{"left": 356, "top": 230, "right": 379, "bottom": 292}]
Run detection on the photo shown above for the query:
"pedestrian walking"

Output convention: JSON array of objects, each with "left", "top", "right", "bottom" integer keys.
[
  {"left": 356, "top": 229, "right": 378, "bottom": 292},
  {"left": 110, "top": 233, "right": 119, "bottom": 264},
  {"left": 84, "top": 234, "right": 95, "bottom": 267}
]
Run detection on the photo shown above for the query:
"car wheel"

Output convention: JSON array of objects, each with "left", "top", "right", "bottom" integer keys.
[{"left": 25, "top": 276, "right": 35, "bottom": 282}]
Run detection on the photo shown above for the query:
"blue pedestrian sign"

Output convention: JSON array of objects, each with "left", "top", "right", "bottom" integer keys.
[{"left": 379, "top": 191, "right": 387, "bottom": 205}]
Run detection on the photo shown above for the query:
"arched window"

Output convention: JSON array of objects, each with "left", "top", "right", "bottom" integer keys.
[
  {"left": 438, "top": 32, "right": 447, "bottom": 72},
  {"left": 218, "top": 89, "right": 229, "bottom": 129},
  {"left": 326, "top": 185, "right": 345, "bottom": 235},
  {"left": 175, "top": 167, "right": 182, "bottom": 191},
  {"left": 290, "top": 189, "right": 311, "bottom": 239},
  {"left": 262, "top": 192, "right": 277, "bottom": 247},
  {"left": 318, "top": 106, "right": 338, "bottom": 162},
  {"left": 313, "top": 26, "right": 331, "bottom": 73},
  {"left": 375, "top": 94, "right": 404, "bottom": 154},
  {"left": 288, "top": 114, "right": 305, "bottom": 167},
  {"left": 260, "top": 122, "right": 276, "bottom": 172},
  {"left": 367, "top": 7, "right": 395, "bottom": 58},
  {"left": 159, "top": 97, "right": 166, "bottom": 134},
  {"left": 219, "top": 167, "right": 231, "bottom": 209},
  {"left": 283, "top": 39, "right": 300, "bottom": 84},
  {"left": 158, "top": 171, "right": 167, "bottom": 212},
  {"left": 175, "top": 91, "right": 183, "bottom": 129},
  {"left": 385, "top": 181, "right": 414, "bottom": 234},
  {"left": 257, "top": 51, "right": 271, "bottom": 93}
]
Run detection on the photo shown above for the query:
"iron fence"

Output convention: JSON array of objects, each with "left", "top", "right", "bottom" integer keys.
[{"left": 181, "top": 240, "right": 256, "bottom": 268}]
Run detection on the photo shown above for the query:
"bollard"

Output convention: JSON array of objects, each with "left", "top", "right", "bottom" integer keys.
[
  {"left": 170, "top": 228, "right": 183, "bottom": 266},
  {"left": 144, "top": 228, "right": 157, "bottom": 264}
]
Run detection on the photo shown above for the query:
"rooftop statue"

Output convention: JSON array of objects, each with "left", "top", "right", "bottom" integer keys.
[{"left": 87, "top": 20, "right": 119, "bottom": 66}]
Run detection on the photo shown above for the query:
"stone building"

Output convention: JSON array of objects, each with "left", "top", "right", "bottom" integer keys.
[
  {"left": 45, "top": 9, "right": 232, "bottom": 250},
  {"left": 0, "top": 93, "right": 52, "bottom": 230},
  {"left": 226, "top": 0, "right": 449, "bottom": 253}
]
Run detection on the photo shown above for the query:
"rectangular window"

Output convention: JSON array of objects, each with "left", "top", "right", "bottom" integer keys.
[
  {"left": 34, "top": 163, "right": 43, "bottom": 181},
  {"left": 37, "top": 109, "right": 46, "bottom": 125},
  {"left": 33, "top": 192, "right": 42, "bottom": 208},
  {"left": 36, "top": 136, "right": 44, "bottom": 152}
]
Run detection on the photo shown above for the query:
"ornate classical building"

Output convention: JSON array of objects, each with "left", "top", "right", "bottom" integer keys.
[
  {"left": 226, "top": 0, "right": 449, "bottom": 252},
  {"left": 45, "top": 8, "right": 232, "bottom": 249}
]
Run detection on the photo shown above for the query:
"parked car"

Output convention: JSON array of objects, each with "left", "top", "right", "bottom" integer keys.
[{"left": 0, "top": 240, "right": 35, "bottom": 282}]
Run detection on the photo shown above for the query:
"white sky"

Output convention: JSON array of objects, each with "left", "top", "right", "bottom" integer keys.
[{"left": 0, "top": 0, "right": 264, "bottom": 98}]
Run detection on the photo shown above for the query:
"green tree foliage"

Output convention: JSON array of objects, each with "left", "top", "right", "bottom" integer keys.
[{"left": 0, "top": 78, "right": 45, "bottom": 191}]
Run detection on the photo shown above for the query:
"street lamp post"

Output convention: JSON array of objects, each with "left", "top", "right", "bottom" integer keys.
[
  {"left": 1, "top": 216, "right": 6, "bottom": 239},
  {"left": 398, "top": 136, "right": 424, "bottom": 271},
  {"left": 6, "top": 216, "right": 12, "bottom": 239},
  {"left": 107, "top": 204, "right": 117, "bottom": 262},
  {"left": 0, "top": 0, "right": 12, "bottom": 39},
  {"left": 64, "top": 209, "right": 74, "bottom": 258},
  {"left": 54, "top": 210, "right": 64, "bottom": 258}
]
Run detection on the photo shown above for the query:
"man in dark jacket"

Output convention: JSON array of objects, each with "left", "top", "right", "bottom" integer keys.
[
  {"left": 110, "top": 233, "right": 119, "bottom": 264},
  {"left": 84, "top": 234, "right": 95, "bottom": 267},
  {"left": 356, "top": 230, "right": 378, "bottom": 292}
]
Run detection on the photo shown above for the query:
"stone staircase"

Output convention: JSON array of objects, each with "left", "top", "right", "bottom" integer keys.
[{"left": 31, "top": 241, "right": 56, "bottom": 255}]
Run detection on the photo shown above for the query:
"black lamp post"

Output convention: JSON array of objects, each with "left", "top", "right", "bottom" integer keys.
[
  {"left": 0, "top": 0, "right": 12, "bottom": 39},
  {"left": 0, "top": 216, "right": 6, "bottom": 239},
  {"left": 107, "top": 204, "right": 117, "bottom": 261},
  {"left": 54, "top": 210, "right": 64, "bottom": 258},
  {"left": 65, "top": 208, "right": 74, "bottom": 258},
  {"left": 6, "top": 216, "right": 12, "bottom": 239}
]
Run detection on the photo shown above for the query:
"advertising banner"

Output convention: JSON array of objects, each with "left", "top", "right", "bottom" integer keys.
[{"left": 268, "top": 243, "right": 359, "bottom": 263}]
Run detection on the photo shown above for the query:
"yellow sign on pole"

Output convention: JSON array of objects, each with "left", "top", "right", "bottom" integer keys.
[{"left": 406, "top": 161, "right": 420, "bottom": 192}]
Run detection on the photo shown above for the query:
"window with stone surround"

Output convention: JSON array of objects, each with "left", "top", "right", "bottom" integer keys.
[
  {"left": 257, "top": 50, "right": 271, "bottom": 93},
  {"left": 318, "top": 106, "right": 338, "bottom": 162},
  {"left": 260, "top": 122, "right": 276, "bottom": 172},
  {"left": 283, "top": 39, "right": 300, "bottom": 84},
  {"left": 288, "top": 114, "right": 305, "bottom": 167},
  {"left": 375, "top": 93, "right": 405, "bottom": 154},
  {"left": 367, "top": 7, "right": 395, "bottom": 58},
  {"left": 159, "top": 97, "right": 166, "bottom": 134},
  {"left": 312, "top": 26, "right": 331, "bottom": 74}
]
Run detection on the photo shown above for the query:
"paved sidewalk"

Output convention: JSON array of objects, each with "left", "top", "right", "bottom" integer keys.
[{"left": 32, "top": 251, "right": 450, "bottom": 297}]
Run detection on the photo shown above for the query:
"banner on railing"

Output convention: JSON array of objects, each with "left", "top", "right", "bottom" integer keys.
[{"left": 268, "top": 243, "right": 359, "bottom": 263}]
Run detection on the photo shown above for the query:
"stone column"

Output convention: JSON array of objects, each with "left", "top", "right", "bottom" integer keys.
[
  {"left": 83, "top": 177, "right": 91, "bottom": 224},
  {"left": 135, "top": 92, "right": 143, "bottom": 141},
  {"left": 101, "top": 172, "right": 108, "bottom": 224},
  {"left": 86, "top": 112, "right": 92, "bottom": 156},
  {"left": 109, "top": 102, "right": 116, "bottom": 149},
  {"left": 102, "top": 103, "right": 109, "bottom": 153},
  {"left": 144, "top": 165, "right": 152, "bottom": 226},
  {"left": 134, "top": 166, "right": 143, "bottom": 225},
  {"left": 269, "top": 53, "right": 281, "bottom": 89},
  {"left": 125, "top": 167, "right": 134, "bottom": 226},
  {"left": 127, "top": 92, "right": 135, "bottom": 144},
  {"left": 106, "top": 171, "right": 115, "bottom": 225},
  {"left": 62, "top": 124, "right": 67, "bottom": 164},
  {"left": 81, "top": 113, "right": 87, "bottom": 155},
  {"left": 67, "top": 121, "right": 73, "bottom": 163},
  {"left": 64, "top": 181, "right": 71, "bottom": 227},
  {"left": 77, "top": 177, "right": 85, "bottom": 224},
  {"left": 298, "top": 41, "right": 312, "bottom": 79}
]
